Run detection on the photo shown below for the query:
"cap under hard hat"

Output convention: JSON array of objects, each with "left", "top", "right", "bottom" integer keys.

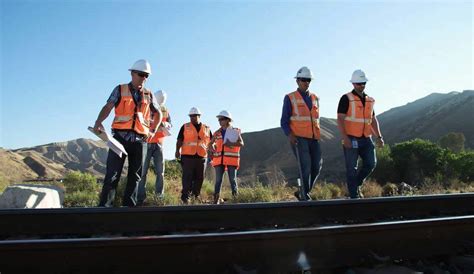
[
  {"left": 129, "top": 59, "right": 152, "bottom": 74},
  {"left": 216, "top": 110, "right": 232, "bottom": 121},
  {"left": 350, "top": 69, "right": 369, "bottom": 83},
  {"left": 188, "top": 107, "right": 202, "bottom": 116},
  {"left": 155, "top": 90, "right": 167, "bottom": 105},
  {"left": 294, "top": 66, "right": 314, "bottom": 79}
]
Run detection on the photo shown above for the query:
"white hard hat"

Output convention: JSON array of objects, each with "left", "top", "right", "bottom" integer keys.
[
  {"left": 188, "top": 107, "right": 202, "bottom": 116},
  {"left": 155, "top": 90, "right": 167, "bottom": 105},
  {"left": 294, "top": 66, "right": 314, "bottom": 79},
  {"left": 129, "top": 59, "right": 152, "bottom": 74},
  {"left": 350, "top": 69, "right": 369, "bottom": 83},
  {"left": 216, "top": 110, "right": 232, "bottom": 121}
]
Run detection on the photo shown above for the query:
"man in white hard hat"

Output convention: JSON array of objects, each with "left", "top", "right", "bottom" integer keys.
[
  {"left": 137, "top": 90, "right": 172, "bottom": 205},
  {"left": 93, "top": 59, "right": 162, "bottom": 207},
  {"left": 280, "top": 66, "right": 322, "bottom": 201},
  {"left": 209, "top": 110, "right": 244, "bottom": 204},
  {"left": 337, "top": 69, "right": 384, "bottom": 199},
  {"left": 175, "top": 107, "right": 212, "bottom": 203}
]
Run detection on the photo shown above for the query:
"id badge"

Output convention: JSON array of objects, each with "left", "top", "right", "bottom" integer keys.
[{"left": 352, "top": 139, "right": 359, "bottom": 149}]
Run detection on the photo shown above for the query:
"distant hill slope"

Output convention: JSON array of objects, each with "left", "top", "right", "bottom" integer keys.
[
  {"left": 1, "top": 90, "right": 472, "bottom": 184},
  {"left": 0, "top": 139, "right": 108, "bottom": 183},
  {"left": 378, "top": 90, "right": 474, "bottom": 148}
]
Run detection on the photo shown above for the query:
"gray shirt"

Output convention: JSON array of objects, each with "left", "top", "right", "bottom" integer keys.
[{"left": 108, "top": 83, "right": 160, "bottom": 141}]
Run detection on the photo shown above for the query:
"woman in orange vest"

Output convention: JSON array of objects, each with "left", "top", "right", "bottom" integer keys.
[
  {"left": 175, "top": 107, "right": 212, "bottom": 204},
  {"left": 209, "top": 110, "right": 244, "bottom": 204},
  {"left": 137, "top": 90, "right": 172, "bottom": 205},
  {"left": 336, "top": 69, "right": 384, "bottom": 199}
]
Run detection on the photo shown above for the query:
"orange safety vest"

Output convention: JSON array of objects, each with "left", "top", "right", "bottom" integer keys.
[
  {"left": 288, "top": 90, "right": 320, "bottom": 139},
  {"left": 181, "top": 122, "right": 211, "bottom": 158},
  {"left": 343, "top": 92, "right": 375, "bottom": 137},
  {"left": 148, "top": 105, "right": 169, "bottom": 144},
  {"left": 111, "top": 84, "right": 152, "bottom": 136},
  {"left": 211, "top": 128, "right": 241, "bottom": 168}
]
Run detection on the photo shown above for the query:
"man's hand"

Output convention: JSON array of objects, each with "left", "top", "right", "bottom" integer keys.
[
  {"left": 376, "top": 137, "right": 385, "bottom": 148},
  {"left": 93, "top": 120, "right": 105, "bottom": 134},
  {"left": 288, "top": 133, "right": 297, "bottom": 145},
  {"left": 175, "top": 151, "right": 181, "bottom": 160},
  {"left": 342, "top": 135, "right": 352, "bottom": 149}
]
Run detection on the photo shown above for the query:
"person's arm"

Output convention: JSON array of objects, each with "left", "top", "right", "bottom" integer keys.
[
  {"left": 280, "top": 95, "right": 297, "bottom": 145},
  {"left": 93, "top": 102, "right": 114, "bottom": 133},
  {"left": 94, "top": 86, "right": 120, "bottom": 133},
  {"left": 336, "top": 95, "right": 351, "bottom": 148},
  {"left": 371, "top": 115, "right": 384, "bottom": 148},
  {"left": 175, "top": 125, "right": 184, "bottom": 159}
]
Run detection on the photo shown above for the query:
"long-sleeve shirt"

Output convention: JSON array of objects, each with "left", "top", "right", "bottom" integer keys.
[{"left": 280, "top": 89, "right": 314, "bottom": 136}]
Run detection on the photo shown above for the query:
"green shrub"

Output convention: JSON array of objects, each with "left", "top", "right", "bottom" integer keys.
[
  {"left": 63, "top": 171, "right": 100, "bottom": 193},
  {"left": 64, "top": 191, "right": 99, "bottom": 207}
]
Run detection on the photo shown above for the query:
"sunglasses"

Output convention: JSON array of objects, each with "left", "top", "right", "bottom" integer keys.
[
  {"left": 218, "top": 118, "right": 228, "bottom": 121},
  {"left": 298, "top": 78, "right": 311, "bottom": 83},
  {"left": 189, "top": 114, "right": 200, "bottom": 117},
  {"left": 134, "top": 71, "right": 149, "bottom": 78},
  {"left": 355, "top": 82, "right": 366, "bottom": 86}
]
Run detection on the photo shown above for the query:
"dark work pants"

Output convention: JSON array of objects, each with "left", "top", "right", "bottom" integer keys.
[
  {"left": 99, "top": 135, "right": 145, "bottom": 207},
  {"left": 181, "top": 156, "right": 206, "bottom": 201}
]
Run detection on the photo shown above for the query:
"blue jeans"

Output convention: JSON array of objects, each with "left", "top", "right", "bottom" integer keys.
[
  {"left": 99, "top": 134, "right": 146, "bottom": 207},
  {"left": 343, "top": 136, "right": 377, "bottom": 199},
  {"left": 214, "top": 165, "right": 238, "bottom": 195},
  {"left": 292, "top": 137, "right": 322, "bottom": 199},
  {"left": 137, "top": 143, "right": 165, "bottom": 204}
]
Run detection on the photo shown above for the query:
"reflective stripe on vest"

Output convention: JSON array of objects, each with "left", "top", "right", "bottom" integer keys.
[
  {"left": 111, "top": 84, "right": 152, "bottom": 136},
  {"left": 288, "top": 91, "right": 320, "bottom": 139},
  {"left": 181, "top": 123, "right": 211, "bottom": 157},
  {"left": 343, "top": 92, "right": 375, "bottom": 137},
  {"left": 211, "top": 128, "right": 241, "bottom": 168}
]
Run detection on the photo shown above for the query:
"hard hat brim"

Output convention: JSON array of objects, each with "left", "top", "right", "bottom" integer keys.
[{"left": 216, "top": 115, "right": 232, "bottom": 121}]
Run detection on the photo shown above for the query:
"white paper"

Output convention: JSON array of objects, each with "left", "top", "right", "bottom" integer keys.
[
  {"left": 223, "top": 127, "right": 239, "bottom": 143},
  {"left": 88, "top": 127, "right": 128, "bottom": 157}
]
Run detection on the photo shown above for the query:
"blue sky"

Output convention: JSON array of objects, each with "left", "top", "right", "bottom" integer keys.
[{"left": 1, "top": 0, "right": 472, "bottom": 160}]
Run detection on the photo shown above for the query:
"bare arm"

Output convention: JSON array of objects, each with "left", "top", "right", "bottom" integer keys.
[
  {"left": 175, "top": 139, "right": 183, "bottom": 159},
  {"left": 93, "top": 102, "right": 114, "bottom": 133},
  {"left": 337, "top": 113, "right": 352, "bottom": 148},
  {"left": 371, "top": 116, "right": 384, "bottom": 147}
]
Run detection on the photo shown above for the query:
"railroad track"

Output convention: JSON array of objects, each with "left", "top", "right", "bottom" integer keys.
[
  {"left": 0, "top": 194, "right": 473, "bottom": 273},
  {"left": 0, "top": 215, "right": 473, "bottom": 273},
  {"left": 1, "top": 193, "right": 474, "bottom": 238}
]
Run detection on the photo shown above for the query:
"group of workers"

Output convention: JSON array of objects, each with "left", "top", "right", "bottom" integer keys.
[
  {"left": 281, "top": 66, "right": 384, "bottom": 200},
  {"left": 93, "top": 59, "right": 383, "bottom": 207}
]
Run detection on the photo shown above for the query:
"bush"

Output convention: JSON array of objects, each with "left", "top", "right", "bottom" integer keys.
[
  {"left": 360, "top": 180, "right": 382, "bottom": 198},
  {"left": 311, "top": 183, "right": 345, "bottom": 200},
  {"left": 62, "top": 171, "right": 100, "bottom": 207},
  {"left": 382, "top": 183, "right": 398, "bottom": 197},
  {"left": 371, "top": 145, "right": 397, "bottom": 184},
  {"left": 391, "top": 139, "right": 448, "bottom": 185},
  {"left": 63, "top": 171, "right": 100, "bottom": 193},
  {"left": 64, "top": 191, "right": 99, "bottom": 207}
]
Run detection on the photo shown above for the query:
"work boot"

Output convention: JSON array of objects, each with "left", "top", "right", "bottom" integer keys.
[
  {"left": 213, "top": 194, "right": 220, "bottom": 205},
  {"left": 294, "top": 191, "right": 303, "bottom": 201}
]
